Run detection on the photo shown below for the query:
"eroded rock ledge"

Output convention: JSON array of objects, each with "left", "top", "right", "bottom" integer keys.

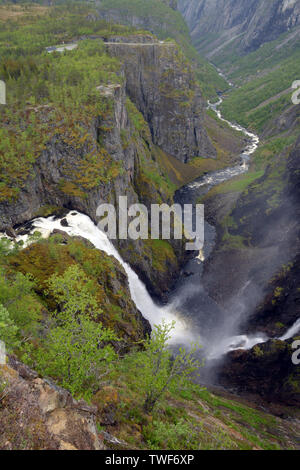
[{"left": 0, "top": 357, "right": 104, "bottom": 450}]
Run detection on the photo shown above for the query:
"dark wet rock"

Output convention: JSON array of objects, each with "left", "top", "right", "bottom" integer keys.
[
  {"left": 219, "top": 338, "right": 300, "bottom": 406},
  {"left": 60, "top": 218, "right": 69, "bottom": 227}
]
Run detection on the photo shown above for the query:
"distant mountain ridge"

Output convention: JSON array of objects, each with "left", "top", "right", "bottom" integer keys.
[{"left": 178, "top": 0, "right": 300, "bottom": 56}]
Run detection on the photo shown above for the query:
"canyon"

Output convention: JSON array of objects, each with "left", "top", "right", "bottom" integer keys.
[{"left": 0, "top": 0, "right": 299, "bottom": 450}]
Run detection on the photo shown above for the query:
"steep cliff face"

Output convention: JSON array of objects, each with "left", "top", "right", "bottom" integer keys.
[
  {"left": 0, "top": 36, "right": 209, "bottom": 298},
  {"left": 105, "top": 36, "right": 215, "bottom": 162},
  {"left": 0, "top": 73, "right": 179, "bottom": 298},
  {"left": 179, "top": 0, "right": 300, "bottom": 56},
  {"left": 7, "top": 233, "right": 151, "bottom": 346}
]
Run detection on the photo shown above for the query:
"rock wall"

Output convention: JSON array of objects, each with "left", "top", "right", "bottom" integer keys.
[
  {"left": 0, "top": 49, "right": 194, "bottom": 298},
  {"left": 179, "top": 0, "right": 300, "bottom": 55},
  {"left": 202, "top": 119, "right": 300, "bottom": 405},
  {"left": 105, "top": 36, "right": 215, "bottom": 162},
  {"left": 203, "top": 132, "right": 300, "bottom": 316},
  {"left": 219, "top": 338, "right": 300, "bottom": 406}
]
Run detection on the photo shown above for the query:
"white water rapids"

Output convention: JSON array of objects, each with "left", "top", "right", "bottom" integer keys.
[{"left": 186, "top": 97, "right": 259, "bottom": 192}]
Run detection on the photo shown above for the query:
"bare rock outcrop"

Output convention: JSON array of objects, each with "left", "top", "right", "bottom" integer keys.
[
  {"left": 0, "top": 357, "right": 104, "bottom": 450},
  {"left": 105, "top": 37, "right": 215, "bottom": 163}
]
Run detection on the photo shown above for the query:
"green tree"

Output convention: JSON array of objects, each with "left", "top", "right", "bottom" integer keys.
[
  {"left": 126, "top": 321, "right": 201, "bottom": 413},
  {"left": 33, "top": 265, "right": 118, "bottom": 397},
  {"left": 46, "top": 264, "right": 98, "bottom": 319},
  {"left": 0, "top": 303, "right": 19, "bottom": 353},
  {"left": 0, "top": 268, "right": 41, "bottom": 339}
]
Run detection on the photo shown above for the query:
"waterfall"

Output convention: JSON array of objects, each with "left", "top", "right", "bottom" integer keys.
[
  {"left": 19, "top": 211, "right": 200, "bottom": 346},
  {"left": 280, "top": 318, "right": 300, "bottom": 341}
]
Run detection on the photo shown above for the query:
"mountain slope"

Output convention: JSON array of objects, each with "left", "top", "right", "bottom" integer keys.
[{"left": 179, "top": 0, "right": 300, "bottom": 56}]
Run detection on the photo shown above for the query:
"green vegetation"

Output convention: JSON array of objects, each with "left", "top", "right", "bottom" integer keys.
[
  {"left": 121, "top": 321, "right": 200, "bottom": 413},
  {"left": 93, "top": 0, "right": 227, "bottom": 98},
  {"left": 0, "top": 3, "right": 180, "bottom": 203},
  {"left": 97, "top": 0, "right": 189, "bottom": 40},
  {"left": 0, "top": 263, "right": 42, "bottom": 340},
  {"left": 0, "top": 234, "right": 298, "bottom": 449},
  {"left": 6, "top": 235, "right": 146, "bottom": 341},
  {"left": 214, "top": 28, "right": 300, "bottom": 132},
  {"left": 26, "top": 265, "right": 118, "bottom": 398}
]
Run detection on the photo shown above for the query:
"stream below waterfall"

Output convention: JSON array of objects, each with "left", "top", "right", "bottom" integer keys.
[{"left": 2, "top": 78, "right": 300, "bottom": 381}]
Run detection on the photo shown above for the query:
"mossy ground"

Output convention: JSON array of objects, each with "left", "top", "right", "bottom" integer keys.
[{"left": 6, "top": 235, "right": 145, "bottom": 343}]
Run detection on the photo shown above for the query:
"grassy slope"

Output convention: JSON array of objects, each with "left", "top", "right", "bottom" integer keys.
[
  {"left": 0, "top": 1, "right": 242, "bottom": 192},
  {"left": 1, "top": 2, "right": 299, "bottom": 451},
  {"left": 215, "top": 28, "right": 300, "bottom": 133},
  {"left": 99, "top": 360, "right": 300, "bottom": 450}
]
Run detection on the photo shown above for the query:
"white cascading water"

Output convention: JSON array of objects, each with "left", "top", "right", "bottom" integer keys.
[
  {"left": 279, "top": 318, "right": 300, "bottom": 341},
  {"left": 15, "top": 211, "right": 201, "bottom": 346}
]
